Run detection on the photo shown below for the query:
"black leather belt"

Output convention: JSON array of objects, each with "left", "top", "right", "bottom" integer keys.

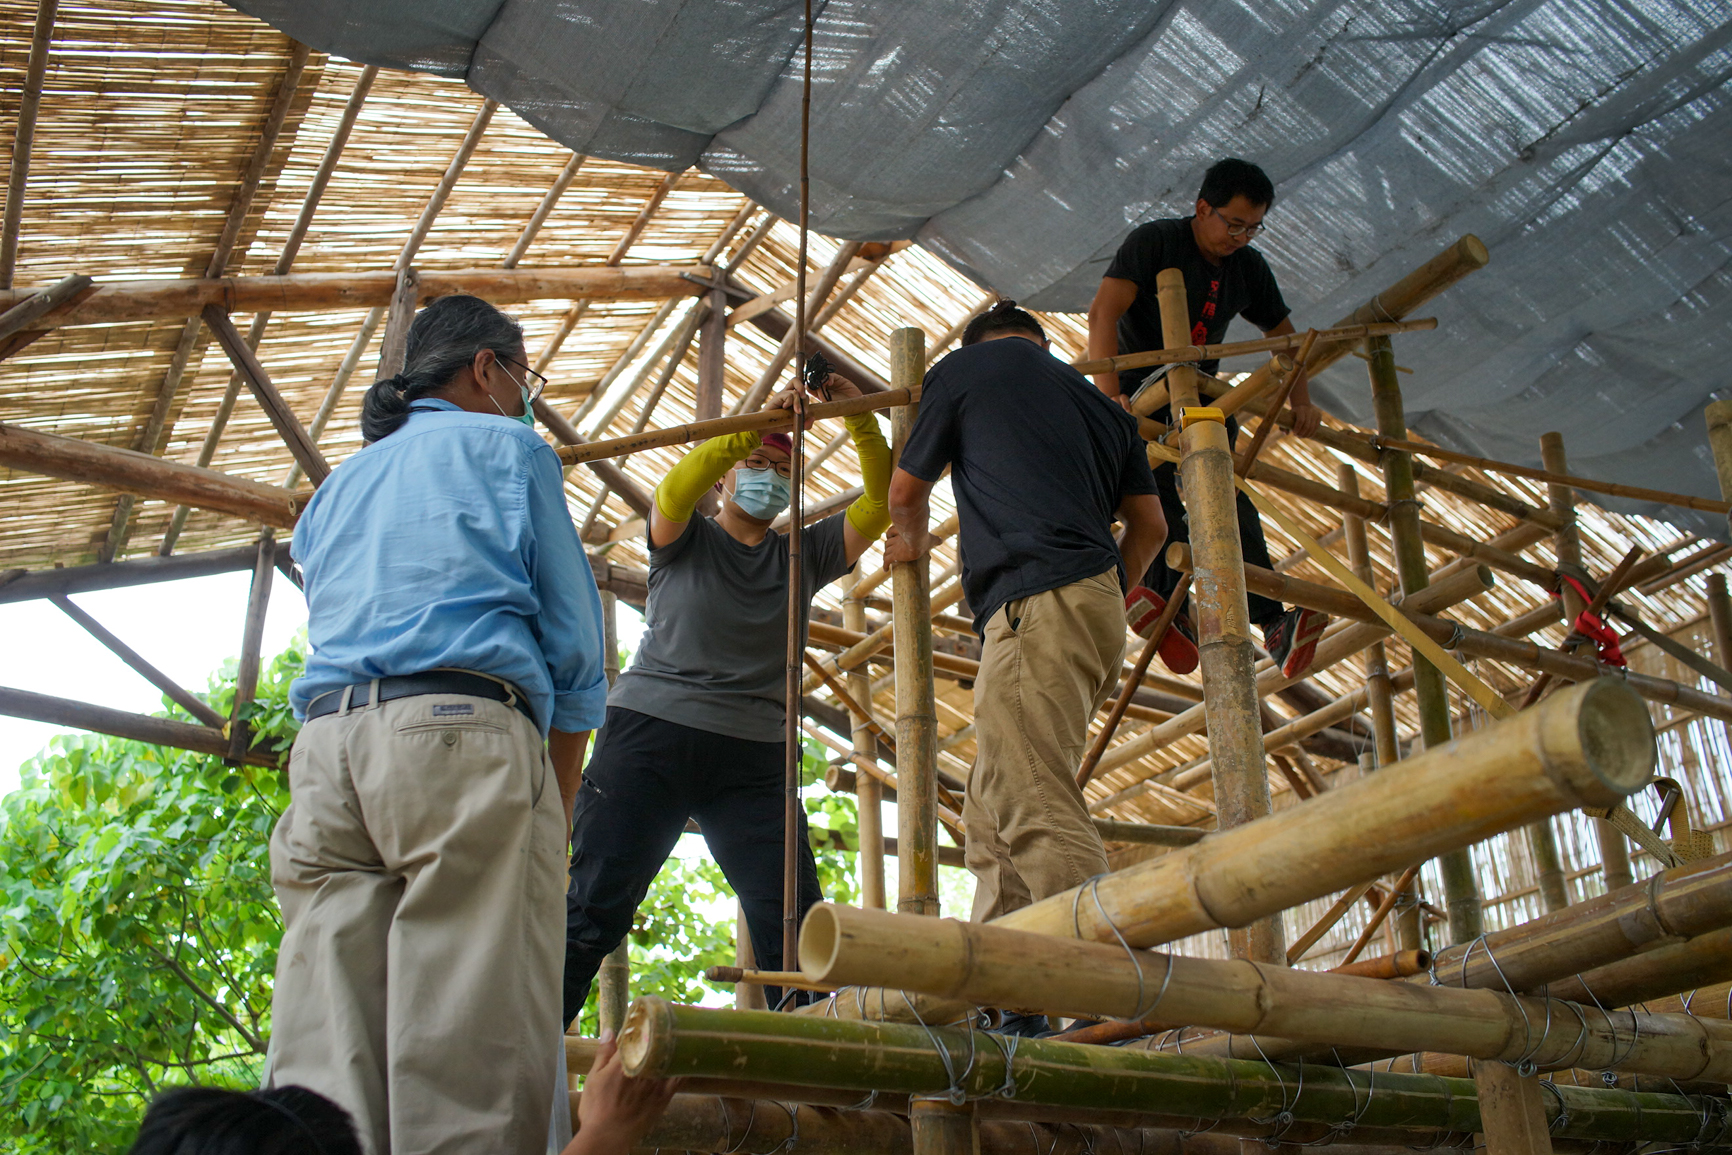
[{"left": 305, "top": 671, "right": 535, "bottom": 724}]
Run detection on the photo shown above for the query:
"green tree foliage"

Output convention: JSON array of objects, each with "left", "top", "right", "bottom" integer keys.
[
  {"left": 0, "top": 646, "right": 303, "bottom": 1153},
  {"left": 0, "top": 648, "right": 872, "bottom": 1148}
]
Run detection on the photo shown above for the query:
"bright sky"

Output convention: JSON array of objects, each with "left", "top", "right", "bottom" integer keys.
[{"left": 0, "top": 573, "right": 655, "bottom": 800}]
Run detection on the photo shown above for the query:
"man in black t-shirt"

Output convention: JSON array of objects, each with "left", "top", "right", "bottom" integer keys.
[
  {"left": 1087, "top": 157, "right": 1328, "bottom": 679},
  {"left": 885, "top": 302, "right": 1166, "bottom": 932}
]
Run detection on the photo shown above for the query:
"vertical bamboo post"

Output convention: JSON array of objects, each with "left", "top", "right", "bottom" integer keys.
[
  {"left": 1367, "top": 334, "right": 1481, "bottom": 943},
  {"left": 890, "top": 326, "right": 938, "bottom": 917},
  {"left": 696, "top": 287, "right": 727, "bottom": 421},
  {"left": 734, "top": 902, "right": 767, "bottom": 1011},
  {"left": 1473, "top": 1062, "right": 1556, "bottom": 1155},
  {"left": 1155, "top": 269, "right": 1276, "bottom": 963},
  {"left": 1540, "top": 431, "right": 1632, "bottom": 894},
  {"left": 596, "top": 591, "right": 631, "bottom": 1032},
  {"left": 844, "top": 569, "right": 887, "bottom": 909},
  {"left": 226, "top": 528, "right": 275, "bottom": 763},
  {"left": 1708, "top": 576, "right": 1732, "bottom": 679},
  {"left": 910, "top": 1096, "right": 979, "bottom": 1155},
  {"left": 1340, "top": 465, "right": 1398, "bottom": 769},
  {"left": 1704, "top": 400, "right": 1732, "bottom": 537}
]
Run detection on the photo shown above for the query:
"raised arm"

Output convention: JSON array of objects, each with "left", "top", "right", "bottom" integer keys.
[
  {"left": 1086, "top": 277, "right": 1138, "bottom": 403},
  {"left": 1258, "top": 316, "right": 1319, "bottom": 437},
  {"left": 767, "top": 374, "right": 892, "bottom": 565},
  {"left": 882, "top": 468, "right": 938, "bottom": 566},
  {"left": 649, "top": 431, "right": 761, "bottom": 548}
]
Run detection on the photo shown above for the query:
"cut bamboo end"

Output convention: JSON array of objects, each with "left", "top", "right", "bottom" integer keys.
[
  {"left": 619, "top": 993, "right": 678, "bottom": 1078},
  {"left": 1539, "top": 676, "right": 1656, "bottom": 805}
]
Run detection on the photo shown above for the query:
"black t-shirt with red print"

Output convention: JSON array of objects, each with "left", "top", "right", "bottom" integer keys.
[{"left": 1104, "top": 216, "right": 1290, "bottom": 393}]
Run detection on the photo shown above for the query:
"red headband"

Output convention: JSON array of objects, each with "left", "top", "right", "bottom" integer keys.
[{"left": 760, "top": 432, "right": 793, "bottom": 455}]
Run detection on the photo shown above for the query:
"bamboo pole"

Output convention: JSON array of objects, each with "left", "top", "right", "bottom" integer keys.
[
  {"left": 842, "top": 571, "right": 887, "bottom": 910},
  {"left": 1152, "top": 268, "right": 1276, "bottom": 964},
  {"left": 798, "top": 904, "right": 1732, "bottom": 1086},
  {"left": 201, "top": 305, "right": 330, "bottom": 484},
  {"left": 0, "top": 0, "right": 57, "bottom": 289},
  {"left": 0, "top": 274, "right": 90, "bottom": 344},
  {"left": 1525, "top": 434, "right": 1576, "bottom": 913},
  {"left": 1075, "top": 318, "right": 1433, "bottom": 379},
  {"left": 1474, "top": 1062, "right": 1554, "bottom": 1155},
  {"left": 0, "top": 264, "right": 710, "bottom": 330},
  {"left": 1547, "top": 926, "right": 1732, "bottom": 1010},
  {"left": 890, "top": 327, "right": 938, "bottom": 917},
  {"left": 503, "top": 152, "right": 585, "bottom": 269},
  {"left": 0, "top": 685, "right": 279, "bottom": 768},
  {"left": 556, "top": 388, "right": 915, "bottom": 466},
  {"left": 911, "top": 1097, "right": 977, "bottom": 1155},
  {"left": 736, "top": 241, "right": 867, "bottom": 414},
  {"left": 226, "top": 529, "right": 275, "bottom": 762},
  {"left": 1369, "top": 436, "right": 1729, "bottom": 517},
  {"left": 1339, "top": 465, "right": 1399, "bottom": 768},
  {"left": 49, "top": 594, "right": 226, "bottom": 728},
  {"left": 1366, "top": 333, "right": 1478, "bottom": 943},
  {"left": 618, "top": 999, "right": 1727, "bottom": 1146},
  {"left": 0, "top": 542, "right": 291, "bottom": 603},
  {"left": 0, "top": 420, "right": 303, "bottom": 528}
]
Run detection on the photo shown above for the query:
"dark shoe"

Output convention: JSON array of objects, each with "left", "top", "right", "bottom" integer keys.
[
  {"left": 988, "top": 1010, "right": 1052, "bottom": 1038},
  {"left": 1125, "top": 586, "right": 1199, "bottom": 675},
  {"left": 1264, "top": 607, "right": 1329, "bottom": 679}
]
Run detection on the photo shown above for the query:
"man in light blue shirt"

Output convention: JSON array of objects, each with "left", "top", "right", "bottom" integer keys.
[{"left": 265, "top": 295, "right": 607, "bottom": 1155}]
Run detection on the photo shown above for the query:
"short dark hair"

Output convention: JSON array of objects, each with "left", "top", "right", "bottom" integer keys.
[
  {"left": 128, "top": 1085, "right": 364, "bottom": 1155},
  {"left": 961, "top": 299, "right": 1046, "bottom": 347},
  {"left": 359, "top": 294, "right": 526, "bottom": 443},
  {"left": 1198, "top": 158, "right": 1275, "bottom": 211}
]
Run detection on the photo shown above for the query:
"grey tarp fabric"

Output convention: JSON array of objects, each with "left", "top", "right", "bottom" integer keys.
[{"left": 227, "top": 0, "right": 1732, "bottom": 537}]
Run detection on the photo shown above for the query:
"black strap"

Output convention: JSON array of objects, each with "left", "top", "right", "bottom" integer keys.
[{"left": 305, "top": 671, "right": 534, "bottom": 724}]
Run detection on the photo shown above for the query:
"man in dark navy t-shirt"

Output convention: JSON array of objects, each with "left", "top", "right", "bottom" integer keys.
[
  {"left": 1087, "top": 157, "right": 1328, "bottom": 679},
  {"left": 885, "top": 302, "right": 1167, "bottom": 929}
]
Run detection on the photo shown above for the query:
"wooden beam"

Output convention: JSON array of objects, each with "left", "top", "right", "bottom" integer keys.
[
  {"left": 201, "top": 305, "right": 330, "bottom": 484},
  {"left": 227, "top": 530, "right": 275, "bottom": 762},
  {"left": 375, "top": 267, "right": 419, "bottom": 381},
  {"left": 0, "top": 273, "right": 90, "bottom": 346},
  {"left": 531, "top": 399, "right": 654, "bottom": 519},
  {"left": 0, "top": 420, "right": 302, "bottom": 527},
  {"left": 0, "top": 542, "right": 291, "bottom": 604},
  {"left": 49, "top": 594, "right": 227, "bottom": 728},
  {"left": 0, "top": 684, "right": 277, "bottom": 768},
  {"left": 0, "top": 264, "right": 711, "bottom": 331},
  {"left": 0, "top": 0, "right": 58, "bottom": 290}
]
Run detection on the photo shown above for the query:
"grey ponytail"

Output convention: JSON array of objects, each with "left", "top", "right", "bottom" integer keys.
[{"left": 360, "top": 295, "right": 525, "bottom": 442}]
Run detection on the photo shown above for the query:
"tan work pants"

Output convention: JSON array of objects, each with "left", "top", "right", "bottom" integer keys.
[
  {"left": 964, "top": 570, "right": 1124, "bottom": 923},
  {"left": 265, "top": 692, "right": 566, "bottom": 1155}
]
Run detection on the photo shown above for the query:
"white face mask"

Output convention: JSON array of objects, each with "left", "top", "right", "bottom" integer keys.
[
  {"left": 487, "top": 358, "right": 535, "bottom": 426},
  {"left": 727, "top": 466, "right": 792, "bottom": 519}
]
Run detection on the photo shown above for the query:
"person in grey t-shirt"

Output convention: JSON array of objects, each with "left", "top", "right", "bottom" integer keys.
[{"left": 562, "top": 373, "right": 893, "bottom": 1022}]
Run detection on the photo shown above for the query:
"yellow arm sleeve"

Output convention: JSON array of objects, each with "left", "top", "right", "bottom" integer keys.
[
  {"left": 844, "top": 412, "right": 892, "bottom": 540},
  {"left": 654, "top": 430, "right": 760, "bottom": 522}
]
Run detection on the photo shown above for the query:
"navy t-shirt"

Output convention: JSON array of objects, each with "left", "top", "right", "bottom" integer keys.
[
  {"left": 897, "top": 337, "right": 1159, "bottom": 634},
  {"left": 1105, "top": 216, "right": 1290, "bottom": 391}
]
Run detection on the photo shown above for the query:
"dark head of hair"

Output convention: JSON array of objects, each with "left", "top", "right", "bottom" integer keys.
[
  {"left": 961, "top": 299, "right": 1046, "bottom": 347},
  {"left": 127, "top": 1085, "right": 363, "bottom": 1155},
  {"left": 1198, "top": 158, "right": 1275, "bottom": 211},
  {"left": 359, "top": 294, "right": 525, "bottom": 443}
]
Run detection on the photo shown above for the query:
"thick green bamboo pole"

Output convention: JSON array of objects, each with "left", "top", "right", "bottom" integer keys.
[
  {"left": 1366, "top": 334, "right": 1478, "bottom": 943},
  {"left": 617, "top": 999, "right": 1729, "bottom": 1146}
]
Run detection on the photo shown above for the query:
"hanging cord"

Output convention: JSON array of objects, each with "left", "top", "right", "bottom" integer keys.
[{"left": 777, "top": 0, "right": 817, "bottom": 992}]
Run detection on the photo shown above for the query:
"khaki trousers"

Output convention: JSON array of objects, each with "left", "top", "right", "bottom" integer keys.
[
  {"left": 265, "top": 692, "right": 566, "bottom": 1155},
  {"left": 964, "top": 570, "right": 1124, "bottom": 923}
]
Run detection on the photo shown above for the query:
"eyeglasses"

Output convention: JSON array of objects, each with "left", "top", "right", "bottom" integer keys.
[
  {"left": 1207, "top": 205, "right": 1266, "bottom": 239},
  {"left": 744, "top": 453, "right": 793, "bottom": 479},
  {"left": 500, "top": 355, "right": 549, "bottom": 405}
]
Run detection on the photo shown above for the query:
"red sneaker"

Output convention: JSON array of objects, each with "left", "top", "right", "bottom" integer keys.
[
  {"left": 1265, "top": 607, "right": 1329, "bottom": 679},
  {"left": 1125, "top": 586, "right": 1199, "bottom": 675}
]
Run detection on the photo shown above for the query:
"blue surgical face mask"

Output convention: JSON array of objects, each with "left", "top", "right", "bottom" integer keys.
[{"left": 730, "top": 466, "right": 792, "bottom": 520}]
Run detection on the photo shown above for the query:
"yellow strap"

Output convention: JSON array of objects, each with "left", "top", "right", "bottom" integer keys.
[{"left": 1234, "top": 475, "right": 1516, "bottom": 721}]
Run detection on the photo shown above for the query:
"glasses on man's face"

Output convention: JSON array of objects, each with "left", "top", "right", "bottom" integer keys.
[
  {"left": 1219, "top": 216, "right": 1265, "bottom": 239},
  {"left": 500, "top": 355, "right": 549, "bottom": 406},
  {"left": 744, "top": 454, "right": 793, "bottom": 479}
]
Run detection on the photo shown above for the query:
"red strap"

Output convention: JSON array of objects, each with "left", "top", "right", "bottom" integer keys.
[{"left": 1553, "top": 574, "right": 1626, "bottom": 667}]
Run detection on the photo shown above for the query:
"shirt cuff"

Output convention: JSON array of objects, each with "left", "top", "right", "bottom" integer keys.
[{"left": 550, "top": 674, "right": 610, "bottom": 734}]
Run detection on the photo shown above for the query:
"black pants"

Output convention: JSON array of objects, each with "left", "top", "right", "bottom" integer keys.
[
  {"left": 1140, "top": 414, "right": 1283, "bottom": 629},
  {"left": 563, "top": 706, "right": 823, "bottom": 1025}
]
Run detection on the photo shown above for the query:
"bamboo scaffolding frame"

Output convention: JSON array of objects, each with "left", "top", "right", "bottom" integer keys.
[
  {"left": 797, "top": 903, "right": 1732, "bottom": 1085},
  {"left": 0, "top": 684, "right": 278, "bottom": 768},
  {"left": 618, "top": 999, "right": 1729, "bottom": 1146}
]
